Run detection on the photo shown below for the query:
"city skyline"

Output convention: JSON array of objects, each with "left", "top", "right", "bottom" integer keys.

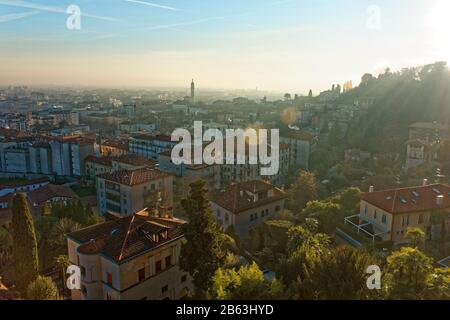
[{"left": 1, "top": 0, "right": 450, "bottom": 93}]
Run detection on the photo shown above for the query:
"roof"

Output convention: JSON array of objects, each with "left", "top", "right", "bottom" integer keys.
[
  {"left": 360, "top": 183, "right": 450, "bottom": 214},
  {"left": 28, "top": 184, "right": 78, "bottom": 205},
  {"left": 209, "top": 180, "right": 286, "bottom": 214},
  {"left": 67, "top": 211, "right": 186, "bottom": 263},
  {"left": 101, "top": 140, "right": 128, "bottom": 150},
  {"left": 130, "top": 134, "right": 173, "bottom": 142},
  {"left": 0, "top": 177, "right": 50, "bottom": 189},
  {"left": 281, "top": 130, "right": 315, "bottom": 141},
  {"left": 85, "top": 155, "right": 113, "bottom": 167},
  {"left": 97, "top": 168, "right": 170, "bottom": 186},
  {"left": 409, "top": 122, "right": 449, "bottom": 131},
  {"left": 114, "top": 154, "right": 157, "bottom": 167}
]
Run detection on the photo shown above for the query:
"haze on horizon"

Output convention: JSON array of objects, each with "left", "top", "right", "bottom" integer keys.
[{"left": 0, "top": 0, "right": 449, "bottom": 94}]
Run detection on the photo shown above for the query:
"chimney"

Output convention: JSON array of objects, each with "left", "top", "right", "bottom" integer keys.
[
  {"left": 436, "top": 195, "right": 444, "bottom": 207},
  {"left": 369, "top": 186, "right": 374, "bottom": 193},
  {"left": 423, "top": 178, "right": 428, "bottom": 186}
]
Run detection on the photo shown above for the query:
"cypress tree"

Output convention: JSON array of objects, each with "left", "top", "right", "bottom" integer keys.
[
  {"left": 11, "top": 193, "right": 39, "bottom": 293},
  {"left": 179, "top": 180, "right": 226, "bottom": 297}
]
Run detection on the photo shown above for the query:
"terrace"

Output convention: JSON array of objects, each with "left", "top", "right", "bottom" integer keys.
[{"left": 343, "top": 214, "right": 391, "bottom": 244}]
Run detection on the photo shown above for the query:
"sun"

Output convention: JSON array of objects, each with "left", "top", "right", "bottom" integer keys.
[{"left": 428, "top": 0, "right": 450, "bottom": 62}]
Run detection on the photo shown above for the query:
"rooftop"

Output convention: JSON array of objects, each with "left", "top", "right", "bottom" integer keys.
[
  {"left": 67, "top": 210, "right": 186, "bottom": 263},
  {"left": 209, "top": 180, "right": 286, "bottom": 214},
  {"left": 97, "top": 168, "right": 170, "bottom": 186},
  {"left": 360, "top": 183, "right": 450, "bottom": 214}
]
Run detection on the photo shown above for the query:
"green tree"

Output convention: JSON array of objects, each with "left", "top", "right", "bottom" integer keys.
[
  {"left": 405, "top": 227, "right": 426, "bottom": 248},
  {"left": 26, "top": 276, "right": 59, "bottom": 300},
  {"left": 287, "top": 170, "right": 318, "bottom": 213},
  {"left": 179, "top": 180, "right": 226, "bottom": 297},
  {"left": 384, "top": 247, "right": 433, "bottom": 299},
  {"left": 300, "top": 200, "right": 342, "bottom": 234},
  {"left": 49, "top": 218, "right": 81, "bottom": 255},
  {"left": 11, "top": 193, "right": 39, "bottom": 293},
  {"left": 297, "top": 246, "right": 378, "bottom": 300},
  {"left": 212, "top": 262, "right": 285, "bottom": 300}
]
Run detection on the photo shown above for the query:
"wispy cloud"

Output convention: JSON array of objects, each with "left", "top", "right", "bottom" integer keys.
[
  {"left": 0, "top": 10, "right": 39, "bottom": 23},
  {"left": 0, "top": 0, "right": 119, "bottom": 22},
  {"left": 124, "top": 0, "right": 178, "bottom": 11}
]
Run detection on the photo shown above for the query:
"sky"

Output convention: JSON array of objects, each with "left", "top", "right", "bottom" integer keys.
[{"left": 0, "top": 0, "right": 449, "bottom": 93}]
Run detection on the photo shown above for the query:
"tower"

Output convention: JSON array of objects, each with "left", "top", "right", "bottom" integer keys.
[{"left": 190, "top": 79, "right": 195, "bottom": 103}]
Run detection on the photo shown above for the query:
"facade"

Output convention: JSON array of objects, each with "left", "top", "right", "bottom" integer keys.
[
  {"left": 71, "top": 139, "right": 96, "bottom": 177},
  {"left": 280, "top": 130, "right": 317, "bottom": 169},
  {"left": 67, "top": 210, "right": 192, "bottom": 300},
  {"left": 100, "top": 140, "right": 129, "bottom": 157},
  {"left": 405, "top": 122, "right": 450, "bottom": 170},
  {"left": 50, "top": 136, "right": 95, "bottom": 177},
  {"left": 209, "top": 180, "right": 286, "bottom": 238},
  {"left": 343, "top": 182, "right": 450, "bottom": 245},
  {"left": 96, "top": 168, "right": 173, "bottom": 217},
  {"left": 128, "top": 134, "right": 177, "bottom": 161},
  {"left": 29, "top": 142, "right": 52, "bottom": 174}
]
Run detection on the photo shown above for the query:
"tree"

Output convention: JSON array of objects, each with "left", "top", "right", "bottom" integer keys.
[
  {"left": 212, "top": 262, "right": 285, "bottom": 300},
  {"left": 300, "top": 200, "right": 342, "bottom": 234},
  {"left": 405, "top": 227, "right": 426, "bottom": 248},
  {"left": 296, "top": 246, "right": 378, "bottom": 300},
  {"left": 179, "top": 180, "right": 226, "bottom": 297},
  {"left": 26, "top": 276, "right": 59, "bottom": 300},
  {"left": 308, "top": 89, "right": 313, "bottom": 97},
  {"left": 55, "top": 255, "right": 69, "bottom": 297},
  {"left": 287, "top": 170, "right": 318, "bottom": 213},
  {"left": 49, "top": 218, "right": 81, "bottom": 255},
  {"left": 11, "top": 193, "right": 39, "bottom": 293},
  {"left": 384, "top": 247, "right": 434, "bottom": 299}
]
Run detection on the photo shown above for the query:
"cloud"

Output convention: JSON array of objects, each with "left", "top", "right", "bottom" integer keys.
[
  {"left": 124, "top": 0, "right": 178, "bottom": 11},
  {"left": 0, "top": 0, "right": 119, "bottom": 22},
  {"left": 0, "top": 10, "right": 40, "bottom": 23}
]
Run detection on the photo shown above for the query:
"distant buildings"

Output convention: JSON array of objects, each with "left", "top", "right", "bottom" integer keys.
[
  {"left": 405, "top": 122, "right": 450, "bottom": 170},
  {"left": 67, "top": 210, "right": 192, "bottom": 300},
  {"left": 96, "top": 168, "right": 173, "bottom": 217},
  {"left": 280, "top": 130, "right": 317, "bottom": 170},
  {"left": 209, "top": 180, "right": 286, "bottom": 238}
]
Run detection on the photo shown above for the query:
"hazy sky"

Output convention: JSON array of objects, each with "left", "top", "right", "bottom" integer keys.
[{"left": 0, "top": 0, "right": 449, "bottom": 93}]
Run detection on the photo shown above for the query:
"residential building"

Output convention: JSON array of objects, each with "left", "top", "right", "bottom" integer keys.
[
  {"left": 343, "top": 182, "right": 450, "bottom": 245},
  {"left": 129, "top": 134, "right": 177, "bottom": 161},
  {"left": 67, "top": 210, "right": 192, "bottom": 300},
  {"left": 96, "top": 168, "right": 173, "bottom": 217},
  {"left": 29, "top": 142, "right": 52, "bottom": 174},
  {"left": 281, "top": 130, "right": 317, "bottom": 169},
  {"left": 209, "top": 180, "right": 286, "bottom": 238},
  {"left": 100, "top": 140, "right": 129, "bottom": 157}
]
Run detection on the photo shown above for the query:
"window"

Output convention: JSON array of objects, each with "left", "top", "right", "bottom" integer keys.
[
  {"left": 250, "top": 214, "right": 254, "bottom": 222},
  {"left": 364, "top": 205, "right": 368, "bottom": 215},
  {"left": 418, "top": 214, "right": 424, "bottom": 224},
  {"left": 275, "top": 206, "right": 281, "bottom": 212},
  {"left": 107, "top": 272, "right": 113, "bottom": 286},
  {"left": 181, "top": 275, "right": 187, "bottom": 283},
  {"left": 156, "top": 260, "right": 162, "bottom": 273},
  {"left": 382, "top": 214, "right": 387, "bottom": 225},
  {"left": 162, "top": 285, "right": 169, "bottom": 294},
  {"left": 165, "top": 255, "right": 172, "bottom": 267},
  {"left": 81, "top": 285, "right": 87, "bottom": 296},
  {"left": 138, "top": 268, "right": 145, "bottom": 282},
  {"left": 373, "top": 209, "right": 377, "bottom": 219}
]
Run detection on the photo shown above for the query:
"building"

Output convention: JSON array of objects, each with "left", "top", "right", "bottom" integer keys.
[
  {"left": 128, "top": 134, "right": 177, "bottom": 161},
  {"left": 71, "top": 138, "right": 95, "bottom": 176},
  {"left": 209, "top": 180, "right": 286, "bottom": 238},
  {"left": 100, "top": 140, "right": 129, "bottom": 157},
  {"left": 29, "top": 142, "right": 53, "bottom": 174},
  {"left": 343, "top": 182, "right": 450, "bottom": 245},
  {"left": 67, "top": 210, "right": 192, "bottom": 300},
  {"left": 96, "top": 168, "right": 173, "bottom": 217},
  {"left": 280, "top": 130, "right": 317, "bottom": 169},
  {"left": 405, "top": 122, "right": 450, "bottom": 170}
]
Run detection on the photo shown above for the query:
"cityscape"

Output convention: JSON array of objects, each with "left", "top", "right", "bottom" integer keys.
[{"left": 0, "top": 0, "right": 449, "bottom": 306}]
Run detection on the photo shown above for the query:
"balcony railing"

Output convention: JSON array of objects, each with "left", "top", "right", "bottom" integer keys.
[{"left": 344, "top": 214, "right": 391, "bottom": 244}]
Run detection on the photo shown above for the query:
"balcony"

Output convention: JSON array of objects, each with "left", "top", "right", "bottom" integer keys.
[{"left": 343, "top": 214, "right": 391, "bottom": 244}]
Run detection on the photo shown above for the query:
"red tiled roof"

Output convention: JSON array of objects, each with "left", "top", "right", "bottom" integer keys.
[
  {"left": 97, "top": 168, "right": 170, "bottom": 186},
  {"left": 360, "top": 183, "right": 450, "bottom": 214},
  {"left": 209, "top": 180, "right": 286, "bottom": 214},
  {"left": 85, "top": 155, "right": 113, "bottom": 167},
  {"left": 67, "top": 211, "right": 186, "bottom": 262},
  {"left": 28, "top": 184, "right": 78, "bottom": 205},
  {"left": 114, "top": 154, "right": 157, "bottom": 167}
]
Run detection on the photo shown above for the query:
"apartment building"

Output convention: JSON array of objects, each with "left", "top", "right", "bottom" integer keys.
[
  {"left": 67, "top": 210, "right": 192, "bottom": 300},
  {"left": 280, "top": 130, "right": 317, "bottom": 170},
  {"left": 209, "top": 180, "right": 286, "bottom": 238},
  {"left": 343, "top": 182, "right": 450, "bottom": 245},
  {"left": 99, "top": 140, "right": 128, "bottom": 157},
  {"left": 128, "top": 134, "right": 177, "bottom": 161},
  {"left": 96, "top": 168, "right": 173, "bottom": 217},
  {"left": 29, "top": 142, "right": 52, "bottom": 175}
]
